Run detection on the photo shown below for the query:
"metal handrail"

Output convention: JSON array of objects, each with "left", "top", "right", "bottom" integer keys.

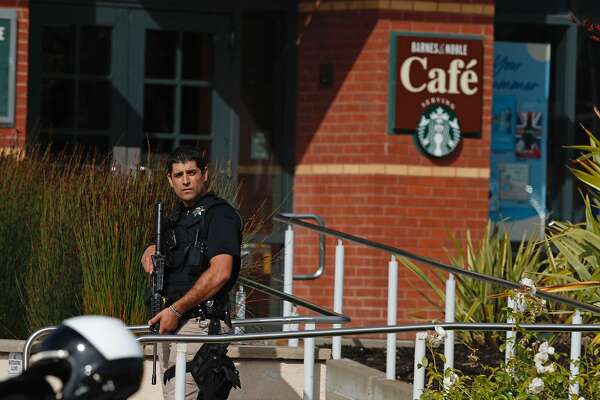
[
  {"left": 279, "top": 213, "right": 326, "bottom": 280},
  {"left": 273, "top": 214, "right": 600, "bottom": 315},
  {"left": 25, "top": 320, "right": 598, "bottom": 369},
  {"left": 22, "top": 315, "right": 345, "bottom": 370},
  {"left": 239, "top": 276, "right": 348, "bottom": 320},
  {"left": 23, "top": 275, "right": 350, "bottom": 369},
  {"left": 134, "top": 321, "right": 599, "bottom": 344}
]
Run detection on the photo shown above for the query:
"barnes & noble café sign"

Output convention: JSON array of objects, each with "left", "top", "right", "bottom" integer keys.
[{"left": 389, "top": 33, "right": 483, "bottom": 158}]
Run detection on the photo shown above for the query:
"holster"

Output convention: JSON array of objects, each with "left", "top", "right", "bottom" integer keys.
[{"left": 162, "top": 316, "right": 241, "bottom": 400}]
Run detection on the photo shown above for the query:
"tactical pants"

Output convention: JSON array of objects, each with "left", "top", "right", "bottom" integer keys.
[{"left": 159, "top": 319, "right": 230, "bottom": 400}]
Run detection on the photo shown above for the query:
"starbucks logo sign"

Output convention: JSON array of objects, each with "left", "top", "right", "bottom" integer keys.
[{"left": 415, "top": 105, "right": 462, "bottom": 158}]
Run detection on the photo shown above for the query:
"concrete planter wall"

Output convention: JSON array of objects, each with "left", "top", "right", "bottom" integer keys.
[
  {"left": 326, "top": 359, "right": 413, "bottom": 400},
  {"left": 0, "top": 339, "right": 331, "bottom": 400}
]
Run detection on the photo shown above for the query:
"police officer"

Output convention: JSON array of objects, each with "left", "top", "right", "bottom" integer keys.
[{"left": 141, "top": 146, "right": 242, "bottom": 399}]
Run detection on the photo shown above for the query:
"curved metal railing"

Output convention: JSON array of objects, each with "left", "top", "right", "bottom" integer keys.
[
  {"left": 20, "top": 214, "right": 599, "bottom": 400},
  {"left": 273, "top": 214, "right": 600, "bottom": 315},
  {"left": 278, "top": 213, "right": 327, "bottom": 280},
  {"left": 23, "top": 321, "right": 600, "bottom": 369}
]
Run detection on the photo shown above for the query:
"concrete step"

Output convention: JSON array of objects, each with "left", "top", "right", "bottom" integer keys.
[{"left": 326, "top": 359, "right": 413, "bottom": 400}]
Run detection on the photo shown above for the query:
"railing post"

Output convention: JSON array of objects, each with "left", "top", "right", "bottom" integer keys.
[
  {"left": 569, "top": 309, "right": 582, "bottom": 398},
  {"left": 175, "top": 342, "right": 187, "bottom": 400},
  {"left": 289, "top": 306, "right": 299, "bottom": 347},
  {"left": 283, "top": 225, "right": 297, "bottom": 346},
  {"left": 332, "top": 240, "right": 345, "bottom": 360},
  {"left": 235, "top": 284, "right": 246, "bottom": 335},
  {"left": 386, "top": 255, "right": 398, "bottom": 380},
  {"left": 413, "top": 331, "right": 427, "bottom": 399},
  {"left": 303, "top": 323, "right": 316, "bottom": 400},
  {"left": 505, "top": 297, "right": 516, "bottom": 363},
  {"left": 444, "top": 273, "right": 455, "bottom": 371}
]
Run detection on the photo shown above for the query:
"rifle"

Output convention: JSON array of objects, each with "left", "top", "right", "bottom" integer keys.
[{"left": 150, "top": 201, "right": 166, "bottom": 385}]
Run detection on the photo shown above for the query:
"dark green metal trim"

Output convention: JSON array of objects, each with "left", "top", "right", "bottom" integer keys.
[
  {"left": 555, "top": 24, "right": 578, "bottom": 222},
  {"left": 394, "top": 31, "right": 485, "bottom": 41},
  {"left": 144, "top": 79, "right": 212, "bottom": 87},
  {"left": 31, "top": 0, "right": 294, "bottom": 12},
  {"left": 495, "top": 12, "right": 573, "bottom": 26},
  {"left": 148, "top": 133, "right": 213, "bottom": 140},
  {"left": 387, "top": 31, "right": 398, "bottom": 136},
  {"left": 0, "top": 10, "right": 17, "bottom": 126}
]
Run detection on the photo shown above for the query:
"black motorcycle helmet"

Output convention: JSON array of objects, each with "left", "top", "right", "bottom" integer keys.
[{"left": 27, "top": 316, "right": 144, "bottom": 399}]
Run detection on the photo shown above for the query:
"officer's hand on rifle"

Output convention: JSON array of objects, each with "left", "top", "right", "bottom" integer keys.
[
  {"left": 148, "top": 306, "right": 180, "bottom": 334},
  {"left": 141, "top": 245, "right": 156, "bottom": 274}
]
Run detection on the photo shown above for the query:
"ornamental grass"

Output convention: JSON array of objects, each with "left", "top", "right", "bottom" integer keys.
[{"left": 0, "top": 147, "right": 249, "bottom": 338}]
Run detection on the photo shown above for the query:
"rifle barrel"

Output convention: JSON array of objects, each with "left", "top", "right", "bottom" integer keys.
[{"left": 155, "top": 202, "right": 163, "bottom": 255}]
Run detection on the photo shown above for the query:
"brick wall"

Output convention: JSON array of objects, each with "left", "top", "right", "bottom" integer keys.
[
  {"left": 294, "top": 0, "right": 494, "bottom": 328},
  {"left": 0, "top": 1, "right": 28, "bottom": 154}
]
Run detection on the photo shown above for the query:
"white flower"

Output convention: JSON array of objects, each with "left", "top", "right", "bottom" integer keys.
[
  {"left": 504, "top": 364, "right": 515, "bottom": 376},
  {"left": 520, "top": 277, "right": 537, "bottom": 294},
  {"left": 536, "top": 362, "right": 555, "bottom": 374},
  {"left": 538, "top": 342, "right": 555, "bottom": 356},
  {"left": 533, "top": 341, "right": 556, "bottom": 373},
  {"left": 428, "top": 334, "right": 443, "bottom": 348},
  {"left": 514, "top": 292, "right": 528, "bottom": 312},
  {"left": 427, "top": 326, "right": 447, "bottom": 348},
  {"left": 534, "top": 352, "right": 549, "bottom": 365},
  {"left": 443, "top": 372, "right": 459, "bottom": 389},
  {"left": 527, "top": 377, "right": 544, "bottom": 394},
  {"left": 435, "top": 325, "right": 447, "bottom": 339}
]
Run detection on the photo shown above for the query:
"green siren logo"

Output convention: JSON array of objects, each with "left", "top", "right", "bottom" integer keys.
[{"left": 415, "top": 105, "right": 461, "bottom": 158}]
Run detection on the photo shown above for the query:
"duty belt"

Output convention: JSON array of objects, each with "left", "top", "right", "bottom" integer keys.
[{"left": 167, "top": 297, "right": 228, "bottom": 322}]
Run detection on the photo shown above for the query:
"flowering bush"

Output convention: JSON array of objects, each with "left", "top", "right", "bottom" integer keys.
[{"left": 419, "top": 287, "right": 600, "bottom": 400}]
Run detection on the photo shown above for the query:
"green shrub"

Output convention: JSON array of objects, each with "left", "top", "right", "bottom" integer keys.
[
  {"left": 421, "top": 291, "right": 596, "bottom": 400},
  {"left": 401, "top": 223, "right": 546, "bottom": 344},
  {"left": 0, "top": 148, "right": 244, "bottom": 338},
  {"left": 0, "top": 154, "right": 41, "bottom": 337}
]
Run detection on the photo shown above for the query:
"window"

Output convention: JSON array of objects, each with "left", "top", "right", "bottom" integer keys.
[
  {"left": 142, "top": 30, "right": 214, "bottom": 155},
  {"left": 39, "top": 24, "right": 113, "bottom": 154}
]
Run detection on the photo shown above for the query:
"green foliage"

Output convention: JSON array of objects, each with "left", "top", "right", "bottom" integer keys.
[
  {"left": 21, "top": 165, "right": 83, "bottom": 331},
  {"left": 401, "top": 223, "right": 546, "bottom": 343},
  {"left": 75, "top": 169, "right": 169, "bottom": 323},
  {"left": 0, "top": 154, "right": 41, "bottom": 337},
  {"left": 543, "top": 214, "right": 600, "bottom": 309},
  {"left": 540, "top": 123, "right": 600, "bottom": 307},
  {"left": 421, "top": 293, "right": 597, "bottom": 399},
  {"left": 0, "top": 148, "right": 243, "bottom": 338}
]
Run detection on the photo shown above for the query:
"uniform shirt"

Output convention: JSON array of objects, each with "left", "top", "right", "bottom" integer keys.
[{"left": 164, "top": 192, "right": 242, "bottom": 300}]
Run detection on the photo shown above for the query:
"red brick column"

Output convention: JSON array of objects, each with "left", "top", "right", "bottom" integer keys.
[
  {"left": 0, "top": 1, "right": 28, "bottom": 154},
  {"left": 294, "top": 0, "right": 494, "bottom": 328}
]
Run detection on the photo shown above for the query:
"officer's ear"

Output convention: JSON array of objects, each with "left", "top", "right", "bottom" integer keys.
[
  {"left": 202, "top": 166, "right": 209, "bottom": 182},
  {"left": 167, "top": 173, "right": 174, "bottom": 189}
]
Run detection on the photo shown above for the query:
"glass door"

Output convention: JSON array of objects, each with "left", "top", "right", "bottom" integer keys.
[
  {"left": 30, "top": 5, "right": 235, "bottom": 166},
  {"left": 129, "top": 10, "right": 234, "bottom": 166},
  {"left": 29, "top": 5, "right": 129, "bottom": 155}
]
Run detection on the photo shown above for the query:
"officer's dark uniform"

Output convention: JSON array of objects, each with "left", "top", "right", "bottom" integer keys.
[
  {"left": 163, "top": 191, "right": 242, "bottom": 319},
  {"left": 157, "top": 191, "right": 242, "bottom": 399}
]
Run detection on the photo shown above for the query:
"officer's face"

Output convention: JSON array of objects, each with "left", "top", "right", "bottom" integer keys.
[{"left": 167, "top": 161, "right": 208, "bottom": 206}]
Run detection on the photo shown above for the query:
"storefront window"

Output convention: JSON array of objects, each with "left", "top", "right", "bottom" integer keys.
[{"left": 39, "top": 24, "right": 113, "bottom": 154}]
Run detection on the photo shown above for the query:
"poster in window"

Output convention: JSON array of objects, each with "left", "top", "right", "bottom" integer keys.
[
  {"left": 515, "top": 111, "right": 543, "bottom": 159},
  {"left": 490, "top": 42, "right": 550, "bottom": 240},
  {"left": 492, "top": 95, "right": 516, "bottom": 152}
]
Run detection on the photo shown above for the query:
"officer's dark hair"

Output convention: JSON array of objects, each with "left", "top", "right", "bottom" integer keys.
[{"left": 166, "top": 146, "right": 208, "bottom": 174}]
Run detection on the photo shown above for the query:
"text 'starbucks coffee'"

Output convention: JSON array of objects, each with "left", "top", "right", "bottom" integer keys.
[{"left": 391, "top": 34, "right": 484, "bottom": 158}]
